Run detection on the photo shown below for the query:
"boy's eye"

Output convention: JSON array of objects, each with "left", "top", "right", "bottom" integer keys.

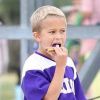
[
  {"left": 49, "top": 31, "right": 56, "bottom": 34},
  {"left": 60, "top": 29, "right": 65, "bottom": 34}
]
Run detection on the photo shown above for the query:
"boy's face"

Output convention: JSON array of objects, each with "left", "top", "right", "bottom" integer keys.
[{"left": 35, "top": 16, "right": 67, "bottom": 53}]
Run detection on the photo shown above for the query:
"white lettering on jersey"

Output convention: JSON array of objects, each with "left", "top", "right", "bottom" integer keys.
[{"left": 61, "top": 78, "right": 75, "bottom": 94}]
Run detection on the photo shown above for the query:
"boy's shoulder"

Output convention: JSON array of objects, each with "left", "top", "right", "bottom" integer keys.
[
  {"left": 26, "top": 52, "right": 56, "bottom": 65},
  {"left": 67, "top": 57, "right": 75, "bottom": 67},
  {"left": 22, "top": 52, "right": 56, "bottom": 72},
  {"left": 21, "top": 52, "right": 56, "bottom": 79}
]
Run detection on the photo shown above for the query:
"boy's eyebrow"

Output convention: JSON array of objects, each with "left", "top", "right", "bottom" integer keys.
[
  {"left": 60, "top": 28, "right": 66, "bottom": 30},
  {"left": 61, "top": 28, "right": 66, "bottom": 29},
  {"left": 48, "top": 27, "right": 66, "bottom": 30}
]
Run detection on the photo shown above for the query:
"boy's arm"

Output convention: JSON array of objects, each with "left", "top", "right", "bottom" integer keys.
[
  {"left": 43, "top": 47, "right": 67, "bottom": 100},
  {"left": 21, "top": 70, "right": 50, "bottom": 100},
  {"left": 43, "top": 65, "right": 65, "bottom": 100}
]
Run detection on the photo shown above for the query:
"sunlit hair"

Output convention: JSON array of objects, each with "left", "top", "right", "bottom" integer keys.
[{"left": 30, "top": 5, "right": 67, "bottom": 32}]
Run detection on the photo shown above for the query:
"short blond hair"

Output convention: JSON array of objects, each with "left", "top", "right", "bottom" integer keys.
[{"left": 30, "top": 5, "right": 66, "bottom": 32}]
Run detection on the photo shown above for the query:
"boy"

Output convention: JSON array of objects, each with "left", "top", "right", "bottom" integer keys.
[{"left": 21, "top": 5, "right": 86, "bottom": 100}]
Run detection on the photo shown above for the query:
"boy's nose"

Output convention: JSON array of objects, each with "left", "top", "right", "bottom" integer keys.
[{"left": 55, "top": 33, "right": 62, "bottom": 39}]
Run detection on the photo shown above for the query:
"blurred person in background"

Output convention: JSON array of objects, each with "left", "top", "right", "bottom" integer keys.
[
  {"left": 69, "top": 0, "right": 100, "bottom": 25},
  {"left": 0, "top": 17, "right": 9, "bottom": 75},
  {"left": 69, "top": 0, "right": 100, "bottom": 60},
  {"left": 79, "top": 0, "right": 100, "bottom": 60},
  {"left": 80, "top": 0, "right": 100, "bottom": 25},
  {"left": 67, "top": 0, "right": 82, "bottom": 25},
  {"left": 66, "top": 0, "right": 100, "bottom": 70},
  {"left": 79, "top": 0, "right": 100, "bottom": 98},
  {"left": 69, "top": 0, "right": 100, "bottom": 98},
  {"left": 66, "top": 39, "right": 81, "bottom": 72}
]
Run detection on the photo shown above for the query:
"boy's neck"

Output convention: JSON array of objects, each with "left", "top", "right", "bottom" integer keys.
[{"left": 37, "top": 49, "right": 54, "bottom": 60}]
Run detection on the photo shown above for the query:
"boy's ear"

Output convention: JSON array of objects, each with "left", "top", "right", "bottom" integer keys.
[{"left": 33, "top": 32, "right": 40, "bottom": 42}]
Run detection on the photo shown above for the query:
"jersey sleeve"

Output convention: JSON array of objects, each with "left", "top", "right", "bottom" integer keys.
[
  {"left": 74, "top": 75, "right": 86, "bottom": 100},
  {"left": 21, "top": 70, "right": 50, "bottom": 100}
]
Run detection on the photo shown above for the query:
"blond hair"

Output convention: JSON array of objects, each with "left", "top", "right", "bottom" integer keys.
[{"left": 30, "top": 5, "right": 66, "bottom": 32}]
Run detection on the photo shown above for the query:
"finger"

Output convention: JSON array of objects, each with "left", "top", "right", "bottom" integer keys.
[
  {"left": 60, "top": 47, "right": 68, "bottom": 54},
  {"left": 54, "top": 46, "right": 63, "bottom": 55}
]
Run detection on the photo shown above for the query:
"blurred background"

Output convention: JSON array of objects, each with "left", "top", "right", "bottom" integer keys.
[{"left": 0, "top": 0, "right": 100, "bottom": 100}]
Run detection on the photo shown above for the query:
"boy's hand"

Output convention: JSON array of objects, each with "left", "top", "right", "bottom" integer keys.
[{"left": 46, "top": 46, "right": 68, "bottom": 68}]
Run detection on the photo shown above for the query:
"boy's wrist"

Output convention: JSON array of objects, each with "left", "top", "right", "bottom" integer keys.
[{"left": 56, "top": 65, "right": 66, "bottom": 71}]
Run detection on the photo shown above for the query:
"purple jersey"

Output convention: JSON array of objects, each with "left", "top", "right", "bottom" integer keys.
[{"left": 21, "top": 51, "right": 86, "bottom": 100}]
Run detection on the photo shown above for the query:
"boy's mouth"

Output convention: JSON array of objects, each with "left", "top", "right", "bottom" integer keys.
[
  {"left": 46, "top": 43, "right": 61, "bottom": 52},
  {"left": 52, "top": 43, "right": 61, "bottom": 47}
]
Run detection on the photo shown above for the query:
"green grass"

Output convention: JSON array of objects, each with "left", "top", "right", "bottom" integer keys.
[{"left": 0, "top": 73, "right": 17, "bottom": 100}]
